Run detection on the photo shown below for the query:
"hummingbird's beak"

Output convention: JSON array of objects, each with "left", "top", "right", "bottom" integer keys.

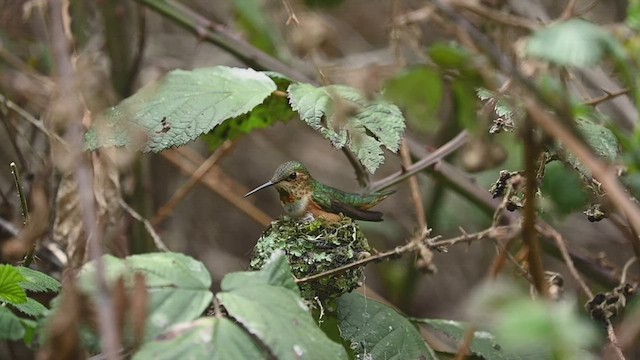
[{"left": 244, "top": 181, "right": 275, "bottom": 197}]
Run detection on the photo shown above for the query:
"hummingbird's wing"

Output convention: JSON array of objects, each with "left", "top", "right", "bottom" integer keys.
[{"left": 326, "top": 199, "right": 384, "bottom": 222}]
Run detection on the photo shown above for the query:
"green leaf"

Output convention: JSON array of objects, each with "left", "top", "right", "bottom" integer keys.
[
  {"left": 468, "top": 280, "right": 597, "bottom": 359},
  {"left": 85, "top": 66, "right": 277, "bottom": 152},
  {"left": 384, "top": 67, "right": 443, "bottom": 134},
  {"left": 16, "top": 267, "right": 61, "bottom": 293},
  {"left": 628, "top": 0, "right": 640, "bottom": 29},
  {"left": 453, "top": 80, "right": 479, "bottom": 131},
  {"left": 218, "top": 255, "right": 347, "bottom": 360},
  {"left": 541, "top": 161, "right": 588, "bottom": 215},
  {"left": 222, "top": 251, "right": 298, "bottom": 294},
  {"left": 0, "top": 264, "right": 27, "bottom": 305},
  {"left": 288, "top": 83, "right": 405, "bottom": 173},
  {"left": 0, "top": 306, "right": 25, "bottom": 340},
  {"left": 20, "top": 318, "right": 38, "bottom": 345},
  {"left": 12, "top": 297, "right": 48, "bottom": 318},
  {"left": 563, "top": 117, "right": 620, "bottom": 178},
  {"left": 133, "top": 317, "right": 267, "bottom": 360},
  {"left": 527, "top": 19, "right": 626, "bottom": 68},
  {"left": 416, "top": 318, "right": 522, "bottom": 359},
  {"left": 202, "top": 74, "right": 295, "bottom": 149},
  {"left": 336, "top": 292, "right": 436, "bottom": 360},
  {"left": 78, "top": 253, "right": 213, "bottom": 342}
]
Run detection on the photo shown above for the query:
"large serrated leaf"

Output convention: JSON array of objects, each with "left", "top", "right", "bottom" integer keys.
[
  {"left": 336, "top": 292, "right": 436, "bottom": 360},
  {"left": 526, "top": 19, "right": 625, "bottom": 68},
  {"left": 416, "top": 318, "right": 523, "bottom": 359},
  {"left": 78, "top": 253, "right": 213, "bottom": 342},
  {"left": 218, "top": 253, "right": 347, "bottom": 360},
  {"left": 288, "top": 83, "right": 405, "bottom": 173},
  {"left": 16, "top": 267, "right": 61, "bottom": 293},
  {"left": 133, "top": 317, "right": 267, "bottom": 360},
  {"left": 0, "top": 264, "right": 27, "bottom": 305},
  {"left": 12, "top": 297, "right": 48, "bottom": 318},
  {"left": 202, "top": 74, "right": 295, "bottom": 149},
  {"left": 85, "top": 66, "right": 277, "bottom": 152}
]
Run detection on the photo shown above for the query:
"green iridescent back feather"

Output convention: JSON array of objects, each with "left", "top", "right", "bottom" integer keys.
[{"left": 310, "top": 179, "right": 393, "bottom": 210}]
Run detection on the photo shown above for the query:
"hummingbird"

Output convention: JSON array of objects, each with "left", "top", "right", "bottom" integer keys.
[{"left": 244, "top": 161, "right": 394, "bottom": 222}]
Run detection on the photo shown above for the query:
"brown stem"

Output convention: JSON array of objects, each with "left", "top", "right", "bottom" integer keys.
[
  {"left": 522, "top": 119, "right": 547, "bottom": 297},
  {"left": 370, "top": 131, "right": 469, "bottom": 192}
]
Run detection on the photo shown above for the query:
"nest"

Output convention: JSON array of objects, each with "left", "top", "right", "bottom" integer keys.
[{"left": 250, "top": 216, "right": 370, "bottom": 303}]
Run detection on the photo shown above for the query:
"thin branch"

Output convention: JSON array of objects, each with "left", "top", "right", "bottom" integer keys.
[
  {"left": 449, "top": 0, "right": 539, "bottom": 30},
  {"left": 575, "top": 0, "right": 601, "bottom": 17},
  {"left": 583, "top": 88, "right": 630, "bottom": 106},
  {"left": 536, "top": 223, "right": 593, "bottom": 298},
  {"left": 10, "top": 162, "right": 30, "bottom": 226},
  {"left": 370, "top": 131, "right": 469, "bottom": 192},
  {"left": 295, "top": 226, "right": 508, "bottom": 285},
  {"left": 605, "top": 321, "right": 627, "bottom": 360},
  {"left": 49, "top": 0, "right": 121, "bottom": 358},
  {"left": 525, "top": 101, "right": 640, "bottom": 261},
  {"left": 11, "top": 162, "right": 37, "bottom": 266},
  {"left": 522, "top": 120, "right": 547, "bottom": 297},
  {"left": 400, "top": 140, "right": 436, "bottom": 273},
  {"left": 134, "top": 0, "right": 311, "bottom": 83},
  {"left": 0, "top": 93, "right": 69, "bottom": 149},
  {"left": 560, "top": 0, "right": 579, "bottom": 20},
  {"left": 120, "top": 199, "right": 169, "bottom": 252},
  {"left": 161, "top": 148, "right": 273, "bottom": 226},
  {"left": 342, "top": 148, "right": 370, "bottom": 187},
  {"left": 152, "top": 141, "right": 233, "bottom": 225}
]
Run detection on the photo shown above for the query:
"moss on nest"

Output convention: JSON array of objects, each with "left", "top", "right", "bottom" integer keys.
[{"left": 250, "top": 216, "right": 370, "bottom": 303}]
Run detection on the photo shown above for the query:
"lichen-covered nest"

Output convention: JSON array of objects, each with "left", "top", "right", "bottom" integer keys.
[{"left": 250, "top": 216, "right": 370, "bottom": 303}]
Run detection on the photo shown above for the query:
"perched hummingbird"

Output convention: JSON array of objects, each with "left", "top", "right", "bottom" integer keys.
[{"left": 244, "top": 161, "right": 394, "bottom": 222}]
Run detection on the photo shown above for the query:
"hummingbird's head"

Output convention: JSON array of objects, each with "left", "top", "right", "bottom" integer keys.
[{"left": 244, "top": 161, "right": 311, "bottom": 198}]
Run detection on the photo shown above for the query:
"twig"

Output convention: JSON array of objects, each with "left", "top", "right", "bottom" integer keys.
[
  {"left": 584, "top": 88, "right": 630, "bottom": 106},
  {"left": 430, "top": 0, "right": 635, "bottom": 283},
  {"left": 605, "top": 321, "right": 627, "bottom": 360},
  {"left": 281, "top": 0, "right": 299, "bottom": 25},
  {"left": 295, "top": 226, "right": 508, "bottom": 284},
  {"left": 134, "top": 0, "right": 311, "bottom": 83},
  {"left": 400, "top": 140, "right": 436, "bottom": 273},
  {"left": 560, "top": 0, "right": 579, "bottom": 20},
  {"left": 152, "top": 141, "right": 233, "bottom": 225},
  {"left": 453, "top": 323, "right": 476, "bottom": 360},
  {"left": 10, "top": 162, "right": 29, "bottom": 226},
  {"left": 342, "top": 148, "right": 370, "bottom": 187},
  {"left": 525, "top": 101, "right": 640, "bottom": 261},
  {"left": 575, "top": 0, "right": 601, "bottom": 17},
  {"left": 49, "top": 0, "right": 121, "bottom": 358},
  {"left": 369, "top": 131, "right": 469, "bottom": 192},
  {"left": 449, "top": 0, "right": 539, "bottom": 30},
  {"left": 522, "top": 120, "right": 547, "bottom": 297},
  {"left": 536, "top": 223, "right": 593, "bottom": 298},
  {"left": 161, "top": 149, "right": 272, "bottom": 226},
  {"left": 11, "top": 162, "right": 37, "bottom": 267},
  {"left": 400, "top": 141, "right": 427, "bottom": 229},
  {"left": 120, "top": 199, "right": 169, "bottom": 252},
  {"left": 0, "top": 93, "right": 70, "bottom": 149}
]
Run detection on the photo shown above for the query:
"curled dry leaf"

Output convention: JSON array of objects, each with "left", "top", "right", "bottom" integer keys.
[{"left": 53, "top": 152, "right": 122, "bottom": 268}]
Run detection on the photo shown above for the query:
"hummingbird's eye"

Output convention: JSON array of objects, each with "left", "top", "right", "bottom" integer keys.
[{"left": 288, "top": 172, "right": 297, "bottom": 180}]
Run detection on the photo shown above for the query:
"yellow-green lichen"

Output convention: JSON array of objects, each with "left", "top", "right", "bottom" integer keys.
[{"left": 250, "top": 216, "right": 370, "bottom": 303}]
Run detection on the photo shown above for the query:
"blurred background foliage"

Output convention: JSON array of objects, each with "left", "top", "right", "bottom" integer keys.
[{"left": 2, "top": 0, "right": 640, "bottom": 358}]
